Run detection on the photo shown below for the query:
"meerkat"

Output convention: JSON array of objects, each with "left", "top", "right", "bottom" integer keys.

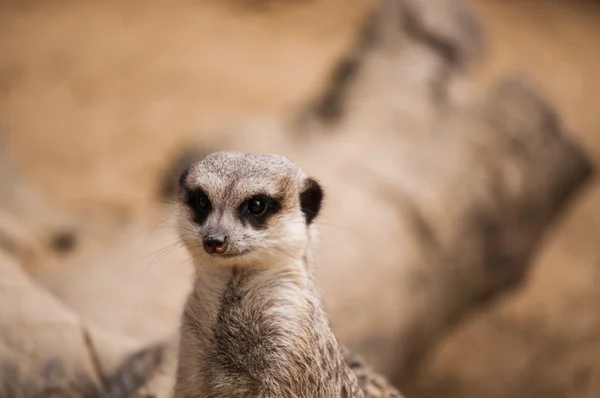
[{"left": 173, "top": 151, "right": 402, "bottom": 398}]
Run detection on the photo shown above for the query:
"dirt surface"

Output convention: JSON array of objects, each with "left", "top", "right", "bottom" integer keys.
[{"left": 1, "top": 0, "right": 600, "bottom": 397}]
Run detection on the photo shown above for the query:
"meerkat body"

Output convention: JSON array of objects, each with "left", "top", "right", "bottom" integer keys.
[{"left": 174, "top": 151, "right": 401, "bottom": 398}]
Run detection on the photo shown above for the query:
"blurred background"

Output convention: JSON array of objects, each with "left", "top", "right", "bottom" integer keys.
[{"left": 1, "top": 0, "right": 600, "bottom": 397}]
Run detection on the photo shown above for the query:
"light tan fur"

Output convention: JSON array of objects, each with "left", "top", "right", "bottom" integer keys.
[{"left": 173, "top": 151, "right": 401, "bottom": 397}]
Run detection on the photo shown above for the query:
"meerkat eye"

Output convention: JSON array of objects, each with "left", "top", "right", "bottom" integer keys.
[
  {"left": 185, "top": 188, "right": 212, "bottom": 225},
  {"left": 239, "top": 194, "right": 281, "bottom": 229},
  {"left": 247, "top": 197, "right": 268, "bottom": 216},
  {"left": 195, "top": 194, "right": 210, "bottom": 211},
  {"left": 187, "top": 190, "right": 211, "bottom": 215}
]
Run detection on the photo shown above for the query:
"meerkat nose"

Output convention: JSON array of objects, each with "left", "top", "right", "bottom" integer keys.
[{"left": 203, "top": 234, "right": 227, "bottom": 255}]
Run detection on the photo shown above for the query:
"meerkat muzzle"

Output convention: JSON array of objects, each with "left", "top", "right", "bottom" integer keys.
[{"left": 203, "top": 234, "right": 227, "bottom": 255}]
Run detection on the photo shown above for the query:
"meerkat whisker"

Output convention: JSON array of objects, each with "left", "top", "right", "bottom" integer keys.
[{"left": 172, "top": 151, "right": 402, "bottom": 398}]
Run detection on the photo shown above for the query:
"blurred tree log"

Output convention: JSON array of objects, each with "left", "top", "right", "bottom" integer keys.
[
  {"left": 0, "top": 0, "right": 594, "bottom": 396},
  {"left": 125, "top": 72, "right": 594, "bottom": 397},
  {"left": 224, "top": 0, "right": 594, "bottom": 380}
]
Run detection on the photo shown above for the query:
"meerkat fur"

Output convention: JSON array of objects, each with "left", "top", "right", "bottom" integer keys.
[{"left": 174, "top": 151, "right": 401, "bottom": 398}]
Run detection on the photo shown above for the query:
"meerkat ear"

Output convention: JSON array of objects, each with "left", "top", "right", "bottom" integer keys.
[{"left": 300, "top": 177, "right": 323, "bottom": 225}]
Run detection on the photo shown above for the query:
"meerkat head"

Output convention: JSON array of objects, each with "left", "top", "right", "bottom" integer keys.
[{"left": 177, "top": 151, "right": 323, "bottom": 267}]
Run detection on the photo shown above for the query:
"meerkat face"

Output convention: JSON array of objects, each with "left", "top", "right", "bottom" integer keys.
[{"left": 177, "top": 151, "right": 323, "bottom": 267}]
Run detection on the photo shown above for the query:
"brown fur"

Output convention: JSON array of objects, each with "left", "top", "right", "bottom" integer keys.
[{"left": 173, "top": 152, "right": 401, "bottom": 397}]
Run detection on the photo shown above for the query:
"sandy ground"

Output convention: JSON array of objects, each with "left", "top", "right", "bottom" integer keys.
[{"left": 1, "top": 0, "right": 600, "bottom": 396}]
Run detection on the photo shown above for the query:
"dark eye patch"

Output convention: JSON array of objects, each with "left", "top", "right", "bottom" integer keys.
[
  {"left": 238, "top": 194, "right": 282, "bottom": 230},
  {"left": 185, "top": 187, "right": 212, "bottom": 225}
]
